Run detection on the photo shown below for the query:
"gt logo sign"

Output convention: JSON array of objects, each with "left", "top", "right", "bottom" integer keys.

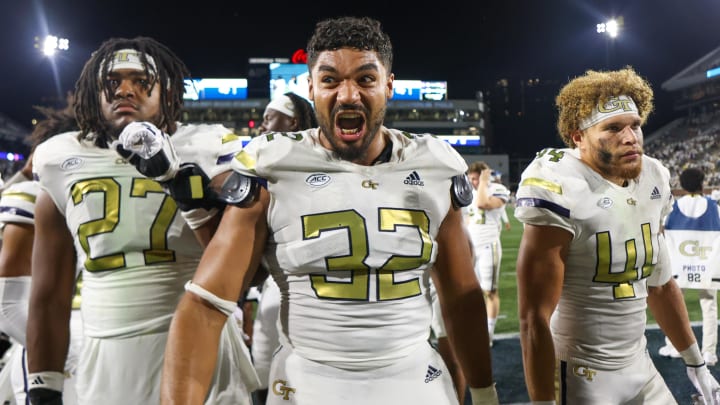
[
  {"left": 272, "top": 379, "right": 296, "bottom": 400},
  {"left": 679, "top": 240, "right": 712, "bottom": 260}
]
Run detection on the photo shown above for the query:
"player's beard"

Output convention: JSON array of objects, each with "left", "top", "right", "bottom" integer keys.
[
  {"left": 318, "top": 104, "right": 386, "bottom": 163},
  {"left": 596, "top": 146, "right": 643, "bottom": 181}
]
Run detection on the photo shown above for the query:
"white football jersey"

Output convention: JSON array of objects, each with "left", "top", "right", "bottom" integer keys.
[
  {"left": 515, "top": 147, "right": 673, "bottom": 369},
  {"left": 0, "top": 181, "right": 40, "bottom": 228},
  {"left": 33, "top": 124, "right": 238, "bottom": 338},
  {"left": 231, "top": 128, "right": 467, "bottom": 369},
  {"left": 464, "top": 182, "right": 510, "bottom": 245}
]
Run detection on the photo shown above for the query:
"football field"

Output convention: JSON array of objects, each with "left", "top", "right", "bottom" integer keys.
[{"left": 486, "top": 206, "right": 718, "bottom": 404}]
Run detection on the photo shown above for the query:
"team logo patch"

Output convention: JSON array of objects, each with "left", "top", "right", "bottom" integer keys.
[
  {"left": 425, "top": 364, "right": 442, "bottom": 383},
  {"left": 404, "top": 171, "right": 424, "bottom": 186},
  {"left": 597, "top": 197, "right": 613, "bottom": 209},
  {"left": 305, "top": 173, "right": 331, "bottom": 188},
  {"left": 61, "top": 157, "right": 84, "bottom": 171},
  {"left": 650, "top": 186, "right": 661, "bottom": 200}
]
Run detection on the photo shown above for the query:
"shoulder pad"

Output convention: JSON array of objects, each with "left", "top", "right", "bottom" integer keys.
[{"left": 451, "top": 174, "right": 473, "bottom": 208}]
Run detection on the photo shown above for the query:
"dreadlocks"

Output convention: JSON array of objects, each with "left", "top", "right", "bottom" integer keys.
[
  {"left": 283, "top": 92, "right": 318, "bottom": 130},
  {"left": 74, "top": 36, "right": 190, "bottom": 148}
]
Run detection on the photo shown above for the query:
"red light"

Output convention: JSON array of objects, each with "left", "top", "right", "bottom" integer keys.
[
  {"left": 291, "top": 49, "right": 307, "bottom": 64},
  {"left": 248, "top": 120, "right": 255, "bottom": 128}
]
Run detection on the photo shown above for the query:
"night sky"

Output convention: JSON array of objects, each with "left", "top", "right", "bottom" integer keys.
[{"left": 1, "top": 0, "right": 718, "bottom": 156}]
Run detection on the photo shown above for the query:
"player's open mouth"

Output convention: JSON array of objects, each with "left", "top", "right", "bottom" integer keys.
[{"left": 336, "top": 112, "right": 364, "bottom": 141}]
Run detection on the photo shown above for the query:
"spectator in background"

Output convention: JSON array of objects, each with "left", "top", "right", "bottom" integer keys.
[
  {"left": 515, "top": 67, "right": 720, "bottom": 404},
  {"left": 257, "top": 92, "right": 317, "bottom": 136},
  {"left": 465, "top": 161, "right": 510, "bottom": 345},
  {"left": 660, "top": 167, "right": 720, "bottom": 367}
]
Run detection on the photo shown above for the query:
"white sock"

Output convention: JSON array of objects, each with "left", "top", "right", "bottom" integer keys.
[{"left": 487, "top": 318, "right": 497, "bottom": 338}]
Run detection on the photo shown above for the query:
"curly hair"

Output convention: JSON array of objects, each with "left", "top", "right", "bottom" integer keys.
[
  {"left": 284, "top": 92, "right": 318, "bottom": 129},
  {"left": 679, "top": 167, "right": 704, "bottom": 193},
  {"left": 306, "top": 16, "right": 393, "bottom": 73},
  {"left": 555, "top": 66, "right": 654, "bottom": 147},
  {"left": 74, "top": 36, "right": 190, "bottom": 148}
]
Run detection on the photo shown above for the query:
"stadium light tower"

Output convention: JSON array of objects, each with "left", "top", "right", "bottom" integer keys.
[
  {"left": 34, "top": 34, "right": 70, "bottom": 57},
  {"left": 596, "top": 17, "right": 623, "bottom": 68},
  {"left": 34, "top": 34, "right": 69, "bottom": 102}
]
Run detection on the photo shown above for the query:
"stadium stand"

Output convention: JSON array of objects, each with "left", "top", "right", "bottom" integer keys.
[{"left": 645, "top": 44, "right": 720, "bottom": 193}]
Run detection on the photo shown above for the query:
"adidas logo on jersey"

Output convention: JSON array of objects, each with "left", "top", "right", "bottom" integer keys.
[
  {"left": 404, "top": 171, "right": 425, "bottom": 186},
  {"left": 650, "top": 186, "right": 661, "bottom": 200},
  {"left": 424, "top": 364, "right": 442, "bottom": 383}
]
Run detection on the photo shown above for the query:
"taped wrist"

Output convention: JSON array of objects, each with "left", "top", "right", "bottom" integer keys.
[
  {"left": 28, "top": 371, "right": 64, "bottom": 405},
  {"left": 469, "top": 383, "right": 499, "bottom": 405},
  {"left": 681, "top": 342, "right": 705, "bottom": 367},
  {"left": 161, "top": 163, "right": 223, "bottom": 211}
]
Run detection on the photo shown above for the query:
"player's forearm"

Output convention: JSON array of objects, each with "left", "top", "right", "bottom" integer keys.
[
  {"left": 26, "top": 297, "right": 71, "bottom": 372},
  {"left": 519, "top": 316, "right": 557, "bottom": 400},
  {"left": 161, "top": 294, "right": 226, "bottom": 404},
  {"left": 648, "top": 281, "right": 696, "bottom": 352},
  {"left": 443, "top": 287, "right": 494, "bottom": 388}
]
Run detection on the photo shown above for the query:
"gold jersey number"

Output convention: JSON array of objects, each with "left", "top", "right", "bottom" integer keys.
[
  {"left": 304, "top": 208, "right": 432, "bottom": 301},
  {"left": 71, "top": 177, "right": 178, "bottom": 272}
]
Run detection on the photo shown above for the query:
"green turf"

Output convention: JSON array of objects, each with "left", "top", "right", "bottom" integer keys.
[{"left": 494, "top": 206, "right": 704, "bottom": 336}]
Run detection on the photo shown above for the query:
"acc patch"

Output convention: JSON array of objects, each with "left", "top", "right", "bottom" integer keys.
[
  {"left": 61, "top": 157, "right": 84, "bottom": 171},
  {"left": 305, "top": 173, "right": 331, "bottom": 188}
]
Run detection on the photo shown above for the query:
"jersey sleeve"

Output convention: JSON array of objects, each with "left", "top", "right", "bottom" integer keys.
[
  {"left": 491, "top": 183, "right": 510, "bottom": 203},
  {"left": 172, "top": 124, "right": 244, "bottom": 229},
  {"left": 31, "top": 133, "right": 79, "bottom": 215},
  {"left": 514, "top": 149, "right": 577, "bottom": 236},
  {"left": 0, "top": 181, "right": 40, "bottom": 228},
  {"left": 171, "top": 123, "right": 243, "bottom": 179}
]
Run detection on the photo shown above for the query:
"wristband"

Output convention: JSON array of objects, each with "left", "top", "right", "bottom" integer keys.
[
  {"left": 469, "top": 383, "right": 499, "bottom": 405},
  {"left": 531, "top": 401, "right": 557, "bottom": 405},
  {"left": 680, "top": 342, "right": 705, "bottom": 367},
  {"left": 28, "top": 371, "right": 64, "bottom": 392}
]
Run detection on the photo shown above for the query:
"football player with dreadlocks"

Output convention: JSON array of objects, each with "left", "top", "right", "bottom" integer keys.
[{"left": 26, "top": 36, "right": 257, "bottom": 405}]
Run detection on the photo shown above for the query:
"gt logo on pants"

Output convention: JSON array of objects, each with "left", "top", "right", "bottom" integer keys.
[
  {"left": 272, "top": 379, "right": 296, "bottom": 400},
  {"left": 573, "top": 365, "right": 597, "bottom": 382}
]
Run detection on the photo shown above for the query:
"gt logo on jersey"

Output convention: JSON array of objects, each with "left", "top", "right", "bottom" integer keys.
[
  {"left": 679, "top": 240, "right": 712, "bottom": 260},
  {"left": 272, "top": 379, "right": 296, "bottom": 400},
  {"left": 572, "top": 365, "right": 597, "bottom": 382},
  {"left": 362, "top": 180, "right": 379, "bottom": 189}
]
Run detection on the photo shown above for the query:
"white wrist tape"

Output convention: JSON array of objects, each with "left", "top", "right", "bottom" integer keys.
[
  {"left": 184, "top": 281, "right": 237, "bottom": 317},
  {"left": 681, "top": 342, "right": 705, "bottom": 366},
  {"left": 27, "top": 371, "right": 65, "bottom": 392},
  {"left": 469, "top": 383, "right": 499, "bottom": 405},
  {"left": 531, "top": 401, "right": 557, "bottom": 405}
]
